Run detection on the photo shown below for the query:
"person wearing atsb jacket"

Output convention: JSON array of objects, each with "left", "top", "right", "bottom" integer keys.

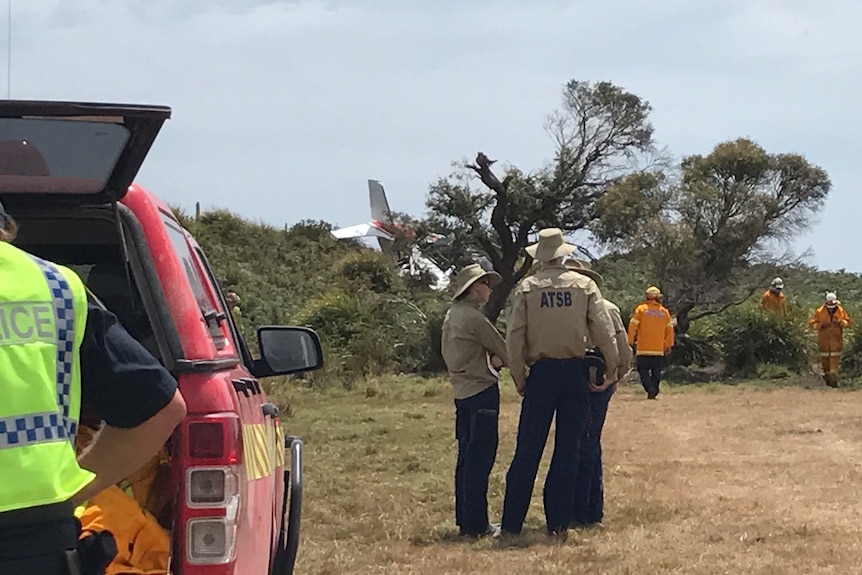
[
  {"left": 441, "top": 264, "right": 508, "bottom": 538},
  {"left": 500, "top": 229, "right": 619, "bottom": 540},
  {"left": 0, "top": 201, "right": 187, "bottom": 575},
  {"left": 565, "top": 259, "right": 632, "bottom": 528}
]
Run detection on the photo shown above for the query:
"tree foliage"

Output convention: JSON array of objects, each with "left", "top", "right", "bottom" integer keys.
[
  {"left": 594, "top": 138, "right": 832, "bottom": 334},
  {"left": 424, "top": 79, "right": 658, "bottom": 321}
]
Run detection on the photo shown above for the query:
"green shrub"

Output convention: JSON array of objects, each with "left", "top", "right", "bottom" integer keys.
[
  {"left": 293, "top": 286, "right": 447, "bottom": 386},
  {"left": 668, "top": 333, "right": 720, "bottom": 367},
  {"left": 293, "top": 290, "right": 389, "bottom": 379},
  {"left": 837, "top": 328, "right": 862, "bottom": 377},
  {"left": 337, "top": 251, "right": 403, "bottom": 294},
  {"left": 421, "top": 305, "right": 448, "bottom": 374},
  {"left": 715, "top": 305, "right": 811, "bottom": 376}
]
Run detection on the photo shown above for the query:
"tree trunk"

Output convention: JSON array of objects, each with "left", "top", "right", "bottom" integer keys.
[
  {"left": 484, "top": 276, "right": 515, "bottom": 324},
  {"left": 674, "top": 304, "right": 695, "bottom": 337}
]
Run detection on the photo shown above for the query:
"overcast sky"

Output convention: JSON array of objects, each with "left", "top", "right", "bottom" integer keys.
[{"left": 12, "top": 0, "right": 862, "bottom": 272}]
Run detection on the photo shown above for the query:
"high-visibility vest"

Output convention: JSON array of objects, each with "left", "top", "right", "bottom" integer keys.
[{"left": 0, "top": 241, "right": 95, "bottom": 513}]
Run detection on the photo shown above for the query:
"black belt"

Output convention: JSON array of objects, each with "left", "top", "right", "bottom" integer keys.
[
  {"left": 0, "top": 501, "right": 78, "bottom": 560},
  {"left": 0, "top": 500, "right": 117, "bottom": 574},
  {"left": 0, "top": 500, "right": 74, "bottom": 529}
]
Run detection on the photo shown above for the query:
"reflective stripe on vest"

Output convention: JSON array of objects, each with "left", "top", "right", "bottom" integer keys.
[
  {"left": 0, "top": 411, "right": 70, "bottom": 448},
  {"left": 0, "top": 255, "right": 76, "bottom": 450},
  {"left": 30, "top": 255, "right": 78, "bottom": 442}
]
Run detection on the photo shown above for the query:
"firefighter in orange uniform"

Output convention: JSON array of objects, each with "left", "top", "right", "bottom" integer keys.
[
  {"left": 627, "top": 286, "right": 674, "bottom": 399},
  {"left": 760, "top": 277, "right": 786, "bottom": 314},
  {"left": 809, "top": 292, "right": 851, "bottom": 388}
]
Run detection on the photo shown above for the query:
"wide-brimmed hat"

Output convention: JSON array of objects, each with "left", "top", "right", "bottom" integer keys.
[
  {"left": 565, "top": 258, "right": 604, "bottom": 289},
  {"left": 451, "top": 263, "right": 501, "bottom": 301},
  {"left": 525, "top": 228, "right": 576, "bottom": 262}
]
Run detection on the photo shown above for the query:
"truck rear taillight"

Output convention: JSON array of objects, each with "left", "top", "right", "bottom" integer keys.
[
  {"left": 187, "top": 518, "right": 237, "bottom": 564},
  {"left": 181, "top": 414, "right": 242, "bottom": 568},
  {"left": 187, "top": 466, "right": 239, "bottom": 506},
  {"left": 188, "top": 419, "right": 240, "bottom": 463}
]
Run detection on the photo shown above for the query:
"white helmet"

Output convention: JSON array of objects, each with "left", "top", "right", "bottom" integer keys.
[
  {"left": 826, "top": 292, "right": 837, "bottom": 306},
  {"left": 771, "top": 277, "right": 784, "bottom": 289}
]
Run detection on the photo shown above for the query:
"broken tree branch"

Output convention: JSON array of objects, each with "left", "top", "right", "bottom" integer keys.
[{"left": 469, "top": 151, "right": 515, "bottom": 256}]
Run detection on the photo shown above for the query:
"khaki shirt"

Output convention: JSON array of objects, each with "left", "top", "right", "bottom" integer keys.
[
  {"left": 586, "top": 299, "right": 633, "bottom": 374},
  {"left": 506, "top": 264, "right": 619, "bottom": 388},
  {"left": 441, "top": 301, "right": 508, "bottom": 400}
]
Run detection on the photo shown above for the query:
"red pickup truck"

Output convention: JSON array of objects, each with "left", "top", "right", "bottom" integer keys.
[{"left": 1, "top": 101, "right": 321, "bottom": 574}]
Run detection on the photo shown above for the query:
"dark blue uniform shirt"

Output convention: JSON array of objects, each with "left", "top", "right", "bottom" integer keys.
[{"left": 80, "top": 303, "right": 178, "bottom": 429}]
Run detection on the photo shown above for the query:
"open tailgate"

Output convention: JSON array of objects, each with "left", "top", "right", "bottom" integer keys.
[{"left": 0, "top": 101, "right": 170, "bottom": 209}]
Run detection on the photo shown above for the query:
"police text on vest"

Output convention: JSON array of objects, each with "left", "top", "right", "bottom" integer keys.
[{"left": 0, "top": 302, "right": 54, "bottom": 345}]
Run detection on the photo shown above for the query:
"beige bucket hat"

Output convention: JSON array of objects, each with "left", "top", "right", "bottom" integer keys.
[
  {"left": 565, "top": 258, "right": 604, "bottom": 289},
  {"left": 451, "top": 263, "right": 501, "bottom": 301},
  {"left": 525, "top": 228, "right": 576, "bottom": 262}
]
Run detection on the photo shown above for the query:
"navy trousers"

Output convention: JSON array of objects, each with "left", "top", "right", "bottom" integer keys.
[
  {"left": 501, "top": 358, "right": 590, "bottom": 534},
  {"left": 0, "top": 514, "right": 80, "bottom": 575},
  {"left": 1, "top": 553, "right": 78, "bottom": 575},
  {"left": 636, "top": 355, "right": 663, "bottom": 396},
  {"left": 572, "top": 384, "right": 614, "bottom": 525},
  {"left": 454, "top": 383, "right": 499, "bottom": 535}
]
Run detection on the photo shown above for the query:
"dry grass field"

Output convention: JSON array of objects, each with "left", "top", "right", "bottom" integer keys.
[{"left": 277, "top": 375, "right": 862, "bottom": 575}]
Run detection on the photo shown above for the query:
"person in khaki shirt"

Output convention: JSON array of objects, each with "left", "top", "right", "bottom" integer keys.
[
  {"left": 499, "top": 229, "right": 619, "bottom": 539},
  {"left": 441, "top": 264, "right": 507, "bottom": 538},
  {"left": 566, "top": 259, "right": 633, "bottom": 528}
]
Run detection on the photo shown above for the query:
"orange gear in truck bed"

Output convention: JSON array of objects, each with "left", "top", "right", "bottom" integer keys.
[
  {"left": 75, "top": 485, "right": 170, "bottom": 575},
  {"left": 75, "top": 425, "right": 172, "bottom": 574}
]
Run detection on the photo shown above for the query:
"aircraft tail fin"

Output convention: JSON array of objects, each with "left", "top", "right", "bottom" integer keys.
[{"left": 368, "top": 179, "right": 392, "bottom": 223}]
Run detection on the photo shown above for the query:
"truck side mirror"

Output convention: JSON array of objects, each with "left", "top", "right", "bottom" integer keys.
[{"left": 252, "top": 326, "right": 324, "bottom": 378}]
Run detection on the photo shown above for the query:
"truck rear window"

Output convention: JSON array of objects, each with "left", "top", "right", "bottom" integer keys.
[{"left": 0, "top": 117, "right": 129, "bottom": 193}]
